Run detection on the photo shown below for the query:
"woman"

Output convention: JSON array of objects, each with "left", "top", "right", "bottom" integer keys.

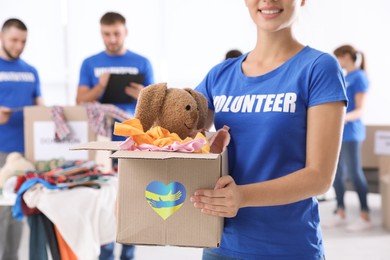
[
  {"left": 326, "top": 44, "right": 371, "bottom": 232},
  {"left": 190, "top": 0, "right": 347, "bottom": 259}
]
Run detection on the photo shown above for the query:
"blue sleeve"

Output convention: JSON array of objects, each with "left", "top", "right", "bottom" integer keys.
[
  {"left": 195, "top": 64, "right": 225, "bottom": 111},
  {"left": 308, "top": 54, "right": 348, "bottom": 108},
  {"left": 32, "top": 67, "right": 41, "bottom": 98},
  {"left": 195, "top": 75, "right": 215, "bottom": 110},
  {"left": 142, "top": 58, "right": 154, "bottom": 86},
  {"left": 78, "top": 59, "right": 93, "bottom": 88},
  {"left": 354, "top": 71, "right": 369, "bottom": 93}
]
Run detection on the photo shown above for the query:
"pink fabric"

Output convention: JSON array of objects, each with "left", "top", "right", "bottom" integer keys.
[
  {"left": 50, "top": 103, "right": 131, "bottom": 139},
  {"left": 51, "top": 106, "right": 72, "bottom": 141},
  {"left": 119, "top": 137, "right": 207, "bottom": 153},
  {"left": 82, "top": 102, "right": 131, "bottom": 137}
]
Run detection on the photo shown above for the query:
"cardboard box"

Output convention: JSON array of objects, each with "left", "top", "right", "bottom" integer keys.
[
  {"left": 376, "top": 130, "right": 390, "bottom": 178},
  {"left": 24, "top": 106, "right": 98, "bottom": 163},
  {"left": 362, "top": 125, "right": 390, "bottom": 169},
  {"left": 71, "top": 141, "right": 226, "bottom": 248},
  {"left": 379, "top": 156, "right": 390, "bottom": 178},
  {"left": 380, "top": 174, "right": 390, "bottom": 231}
]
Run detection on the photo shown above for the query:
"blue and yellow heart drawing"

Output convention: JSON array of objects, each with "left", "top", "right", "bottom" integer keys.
[{"left": 145, "top": 181, "right": 186, "bottom": 220}]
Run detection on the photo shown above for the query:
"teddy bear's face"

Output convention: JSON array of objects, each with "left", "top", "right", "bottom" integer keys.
[
  {"left": 157, "top": 89, "right": 199, "bottom": 139},
  {"left": 135, "top": 82, "right": 208, "bottom": 140}
]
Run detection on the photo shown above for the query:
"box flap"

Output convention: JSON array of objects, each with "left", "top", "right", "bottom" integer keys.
[
  {"left": 70, "top": 141, "right": 121, "bottom": 151},
  {"left": 111, "top": 150, "right": 220, "bottom": 160}
]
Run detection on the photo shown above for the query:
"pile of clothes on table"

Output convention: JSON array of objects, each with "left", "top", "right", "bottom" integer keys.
[{"left": 12, "top": 160, "right": 118, "bottom": 260}]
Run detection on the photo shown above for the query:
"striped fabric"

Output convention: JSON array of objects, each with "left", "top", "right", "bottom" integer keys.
[
  {"left": 50, "top": 102, "right": 131, "bottom": 139},
  {"left": 50, "top": 106, "right": 72, "bottom": 141}
]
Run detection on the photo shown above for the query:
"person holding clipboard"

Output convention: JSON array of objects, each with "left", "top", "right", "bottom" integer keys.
[
  {"left": 76, "top": 12, "right": 154, "bottom": 260},
  {"left": 76, "top": 11, "right": 154, "bottom": 134}
]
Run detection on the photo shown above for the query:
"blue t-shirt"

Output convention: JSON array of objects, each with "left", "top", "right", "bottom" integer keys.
[
  {"left": 196, "top": 46, "right": 347, "bottom": 259},
  {"left": 78, "top": 50, "right": 154, "bottom": 141},
  {"left": 342, "top": 69, "right": 369, "bottom": 142},
  {"left": 0, "top": 57, "right": 41, "bottom": 153}
]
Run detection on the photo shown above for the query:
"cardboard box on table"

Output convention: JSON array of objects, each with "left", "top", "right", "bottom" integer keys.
[
  {"left": 24, "top": 106, "right": 110, "bottom": 165},
  {"left": 380, "top": 173, "right": 390, "bottom": 231},
  {"left": 71, "top": 141, "right": 226, "bottom": 247},
  {"left": 374, "top": 130, "right": 390, "bottom": 231}
]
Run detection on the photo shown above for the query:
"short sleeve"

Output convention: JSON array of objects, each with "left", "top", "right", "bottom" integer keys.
[
  {"left": 353, "top": 71, "right": 369, "bottom": 93},
  {"left": 32, "top": 67, "right": 41, "bottom": 98},
  {"left": 308, "top": 54, "right": 348, "bottom": 108},
  {"left": 195, "top": 64, "right": 225, "bottom": 111},
  {"left": 78, "top": 59, "right": 93, "bottom": 88},
  {"left": 142, "top": 59, "right": 154, "bottom": 86}
]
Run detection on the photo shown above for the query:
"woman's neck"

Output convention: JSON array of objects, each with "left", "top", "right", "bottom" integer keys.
[{"left": 242, "top": 29, "right": 304, "bottom": 77}]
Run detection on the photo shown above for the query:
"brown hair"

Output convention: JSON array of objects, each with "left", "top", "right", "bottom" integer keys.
[
  {"left": 334, "top": 44, "right": 366, "bottom": 71},
  {"left": 225, "top": 49, "right": 243, "bottom": 60},
  {"left": 1, "top": 18, "right": 27, "bottom": 32},
  {"left": 100, "top": 12, "right": 126, "bottom": 25}
]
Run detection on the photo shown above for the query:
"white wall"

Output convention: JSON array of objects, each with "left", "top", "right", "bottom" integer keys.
[
  {"left": 1, "top": 0, "right": 389, "bottom": 124},
  {"left": 0, "top": 0, "right": 67, "bottom": 103},
  {"left": 294, "top": 0, "right": 390, "bottom": 125}
]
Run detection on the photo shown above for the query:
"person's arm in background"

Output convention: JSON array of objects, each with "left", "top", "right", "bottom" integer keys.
[
  {"left": 0, "top": 107, "right": 12, "bottom": 124},
  {"left": 35, "top": 97, "right": 44, "bottom": 106},
  {"left": 124, "top": 58, "right": 155, "bottom": 100},
  {"left": 192, "top": 101, "right": 346, "bottom": 217},
  {"left": 344, "top": 92, "right": 366, "bottom": 123},
  {"left": 76, "top": 72, "right": 110, "bottom": 104},
  {"left": 76, "top": 59, "right": 110, "bottom": 104}
]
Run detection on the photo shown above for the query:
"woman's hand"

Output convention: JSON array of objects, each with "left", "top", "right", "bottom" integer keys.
[{"left": 191, "top": 175, "right": 243, "bottom": 218}]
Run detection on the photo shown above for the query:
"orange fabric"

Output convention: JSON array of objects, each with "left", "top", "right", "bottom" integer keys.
[
  {"left": 54, "top": 225, "right": 78, "bottom": 260},
  {"left": 194, "top": 131, "right": 210, "bottom": 154},
  {"left": 113, "top": 118, "right": 210, "bottom": 153}
]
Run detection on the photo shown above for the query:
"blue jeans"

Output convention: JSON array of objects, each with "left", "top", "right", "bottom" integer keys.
[
  {"left": 99, "top": 243, "right": 135, "bottom": 260},
  {"left": 333, "top": 141, "right": 369, "bottom": 212}
]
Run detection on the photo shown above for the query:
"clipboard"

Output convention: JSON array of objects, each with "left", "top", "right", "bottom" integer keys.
[{"left": 101, "top": 73, "right": 145, "bottom": 104}]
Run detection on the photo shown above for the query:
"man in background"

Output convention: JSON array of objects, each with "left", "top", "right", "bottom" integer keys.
[
  {"left": 76, "top": 11, "right": 154, "bottom": 260},
  {"left": 0, "top": 18, "right": 43, "bottom": 260},
  {"left": 76, "top": 11, "right": 154, "bottom": 118}
]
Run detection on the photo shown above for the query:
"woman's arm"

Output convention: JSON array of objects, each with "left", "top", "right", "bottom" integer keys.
[
  {"left": 192, "top": 101, "right": 346, "bottom": 217},
  {"left": 345, "top": 92, "right": 366, "bottom": 122}
]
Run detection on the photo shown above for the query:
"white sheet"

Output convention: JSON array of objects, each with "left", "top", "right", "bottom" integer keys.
[{"left": 23, "top": 177, "right": 117, "bottom": 260}]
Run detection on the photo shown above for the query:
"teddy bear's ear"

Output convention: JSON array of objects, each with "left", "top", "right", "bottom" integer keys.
[
  {"left": 135, "top": 83, "right": 168, "bottom": 131},
  {"left": 184, "top": 88, "right": 208, "bottom": 129}
]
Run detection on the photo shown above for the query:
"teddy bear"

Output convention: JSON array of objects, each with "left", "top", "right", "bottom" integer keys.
[
  {"left": 114, "top": 82, "right": 231, "bottom": 153},
  {"left": 0, "top": 152, "right": 35, "bottom": 191},
  {"left": 134, "top": 82, "right": 208, "bottom": 140}
]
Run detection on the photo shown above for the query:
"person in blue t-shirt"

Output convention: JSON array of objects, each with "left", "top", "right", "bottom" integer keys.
[
  {"left": 190, "top": 1, "right": 348, "bottom": 259},
  {"left": 76, "top": 11, "right": 154, "bottom": 136},
  {"left": 323, "top": 45, "right": 371, "bottom": 232},
  {"left": 0, "top": 18, "right": 43, "bottom": 260},
  {"left": 76, "top": 12, "right": 154, "bottom": 260}
]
